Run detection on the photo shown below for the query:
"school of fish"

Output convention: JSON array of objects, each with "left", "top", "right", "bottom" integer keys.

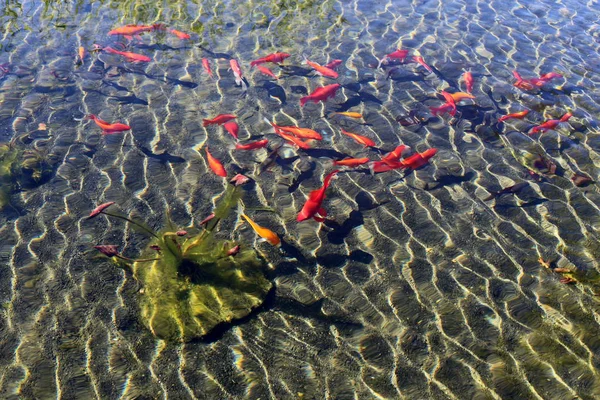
[{"left": 74, "top": 23, "right": 585, "bottom": 252}]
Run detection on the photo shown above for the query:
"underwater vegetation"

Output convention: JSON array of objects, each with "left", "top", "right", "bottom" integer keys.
[
  {"left": 92, "top": 185, "right": 272, "bottom": 342},
  {"left": 0, "top": 136, "right": 54, "bottom": 210}
]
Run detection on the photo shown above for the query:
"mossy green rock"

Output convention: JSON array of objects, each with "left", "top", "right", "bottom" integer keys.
[{"left": 133, "top": 232, "right": 272, "bottom": 342}]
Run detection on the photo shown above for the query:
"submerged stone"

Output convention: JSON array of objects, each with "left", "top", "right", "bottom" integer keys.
[{"left": 133, "top": 230, "right": 272, "bottom": 342}]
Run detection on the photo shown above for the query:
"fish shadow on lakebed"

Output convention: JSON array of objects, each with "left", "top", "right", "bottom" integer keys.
[
  {"left": 324, "top": 191, "right": 388, "bottom": 245},
  {"left": 193, "top": 290, "right": 363, "bottom": 343}
]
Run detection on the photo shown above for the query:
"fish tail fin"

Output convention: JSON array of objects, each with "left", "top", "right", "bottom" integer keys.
[
  {"left": 512, "top": 70, "right": 523, "bottom": 83},
  {"left": 300, "top": 96, "right": 309, "bottom": 107},
  {"left": 560, "top": 112, "right": 573, "bottom": 122},
  {"left": 368, "top": 162, "right": 377, "bottom": 175},
  {"left": 240, "top": 78, "right": 248, "bottom": 91},
  {"left": 376, "top": 57, "right": 385, "bottom": 69},
  {"left": 202, "top": 119, "right": 210, "bottom": 127}
]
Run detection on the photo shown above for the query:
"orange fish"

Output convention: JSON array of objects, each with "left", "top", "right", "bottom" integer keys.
[
  {"left": 498, "top": 110, "right": 529, "bottom": 122},
  {"left": 202, "top": 58, "right": 213, "bottom": 78},
  {"left": 333, "top": 157, "right": 370, "bottom": 167},
  {"left": 340, "top": 129, "right": 376, "bottom": 147},
  {"left": 256, "top": 65, "right": 279, "bottom": 80},
  {"left": 297, "top": 170, "right": 339, "bottom": 222},
  {"left": 241, "top": 214, "right": 280, "bottom": 246},
  {"left": 170, "top": 29, "right": 190, "bottom": 40},
  {"left": 276, "top": 130, "right": 312, "bottom": 150},
  {"left": 203, "top": 114, "right": 236, "bottom": 126},
  {"left": 75, "top": 46, "right": 85, "bottom": 66},
  {"left": 108, "top": 24, "right": 156, "bottom": 37},
  {"left": 235, "top": 139, "right": 269, "bottom": 150},
  {"left": 333, "top": 112, "right": 363, "bottom": 119},
  {"left": 449, "top": 92, "right": 475, "bottom": 102},
  {"left": 463, "top": 71, "right": 474, "bottom": 93},
  {"left": 300, "top": 84, "right": 341, "bottom": 106},
  {"left": 274, "top": 125, "right": 322, "bottom": 140},
  {"left": 87, "top": 114, "right": 131, "bottom": 134},
  {"left": 304, "top": 59, "right": 338, "bottom": 79},
  {"left": 381, "top": 145, "right": 410, "bottom": 165},
  {"left": 205, "top": 147, "right": 227, "bottom": 177},
  {"left": 103, "top": 46, "right": 151, "bottom": 63}
]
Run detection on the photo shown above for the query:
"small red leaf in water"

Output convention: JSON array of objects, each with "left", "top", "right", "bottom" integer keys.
[
  {"left": 88, "top": 202, "right": 115, "bottom": 219},
  {"left": 94, "top": 245, "right": 120, "bottom": 257}
]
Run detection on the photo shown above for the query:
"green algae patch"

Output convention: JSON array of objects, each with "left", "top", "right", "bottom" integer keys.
[
  {"left": 133, "top": 233, "right": 271, "bottom": 342},
  {"left": 0, "top": 141, "right": 54, "bottom": 209},
  {"left": 117, "top": 185, "right": 273, "bottom": 342}
]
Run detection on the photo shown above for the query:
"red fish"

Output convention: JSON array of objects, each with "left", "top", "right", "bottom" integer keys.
[
  {"left": 325, "top": 59, "right": 342, "bottom": 69},
  {"left": 340, "top": 129, "right": 377, "bottom": 147},
  {"left": 378, "top": 49, "right": 409, "bottom": 68},
  {"left": 539, "top": 72, "right": 563, "bottom": 82},
  {"left": 430, "top": 103, "right": 455, "bottom": 117},
  {"left": 387, "top": 49, "right": 409, "bottom": 62},
  {"left": 333, "top": 157, "right": 370, "bottom": 167},
  {"left": 300, "top": 83, "right": 341, "bottom": 106},
  {"left": 370, "top": 148, "right": 436, "bottom": 173},
  {"left": 103, "top": 46, "right": 151, "bottom": 63},
  {"left": 235, "top": 139, "right": 269, "bottom": 150},
  {"left": 256, "top": 65, "right": 279, "bottom": 79},
  {"left": 514, "top": 70, "right": 564, "bottom": 90},
  {"left": 498, "top": 110, "right": 529, "bottom": 122},
  {"left": 463, "top": 71, "right": 474, "bottom": 93},
  {"left": 202, "top": 58, "right": 214, "bottom": 78},
  {"left": 223, "top": 121, "right": 239, "bottom": 140},
  {"left": 250, "top": 52, "right": 291, "bottom": 66},
  {"left": 430, "top": 91, "right": 456, "bottom": 117},
  {"left": 304, "top": 58, "right": 338, "bottom": 79},
  {"left": 381, "top": 145, "right": 410, "bottom": 165},
  {"left": 205, "top": 147, "right": 227, "bottom": 177},
  {"left": 230, "top": 59, "right": 246, "bottom": 89},
  {"left": 170, "top": 29, "right": 190, "bottom": 40},
  {"left": 87, "top": 114, "right": 131, "bottom": 134},
  {"left": 401, "top": 148, "right": 437, "bottom": 169},
  {"left": 297, "top": 170, "right": 339, "bottom": 222},
  {"left": 529, "top": 112, "right": 573, "bottom": 134},
  {"left": 412, "top": 56, "right": 432, "bottom": 72},
  {"left": 230, "top": 174, "right": 251, "bottom": 186},
  {"left": 203, "top": 114, "right": 236, "bottom": 126}
]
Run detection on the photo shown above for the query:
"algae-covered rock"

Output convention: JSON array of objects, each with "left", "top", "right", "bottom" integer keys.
[
  {"left": 133, "top": 233, "right": 271, "bottom": 342},
  {"left": 0, "top": 141, "right": 53, "bottom": 209},
  {"left": 130, "top": 186, "right": 272, "bottom": 342}
]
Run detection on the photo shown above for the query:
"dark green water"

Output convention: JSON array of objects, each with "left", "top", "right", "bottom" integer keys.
[{"left": 1, "top": 0, "right": 600, "bottom": 399}]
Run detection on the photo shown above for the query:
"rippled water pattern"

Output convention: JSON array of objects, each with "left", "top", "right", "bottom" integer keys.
[{"left": 1, "top": 0, "right": 600, "bottom": 398}]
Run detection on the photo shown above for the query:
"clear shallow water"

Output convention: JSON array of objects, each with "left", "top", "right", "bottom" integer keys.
[{"left": 1, "top": 0, "right": 600, "bottom": 399}]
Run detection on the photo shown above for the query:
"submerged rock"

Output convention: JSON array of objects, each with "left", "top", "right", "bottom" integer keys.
[
  {"left": 130, "top": 186, "right": 272, "bottom": 342},
  {"left": 133, "top": 232, "right": 271, "bottom": 342}
]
